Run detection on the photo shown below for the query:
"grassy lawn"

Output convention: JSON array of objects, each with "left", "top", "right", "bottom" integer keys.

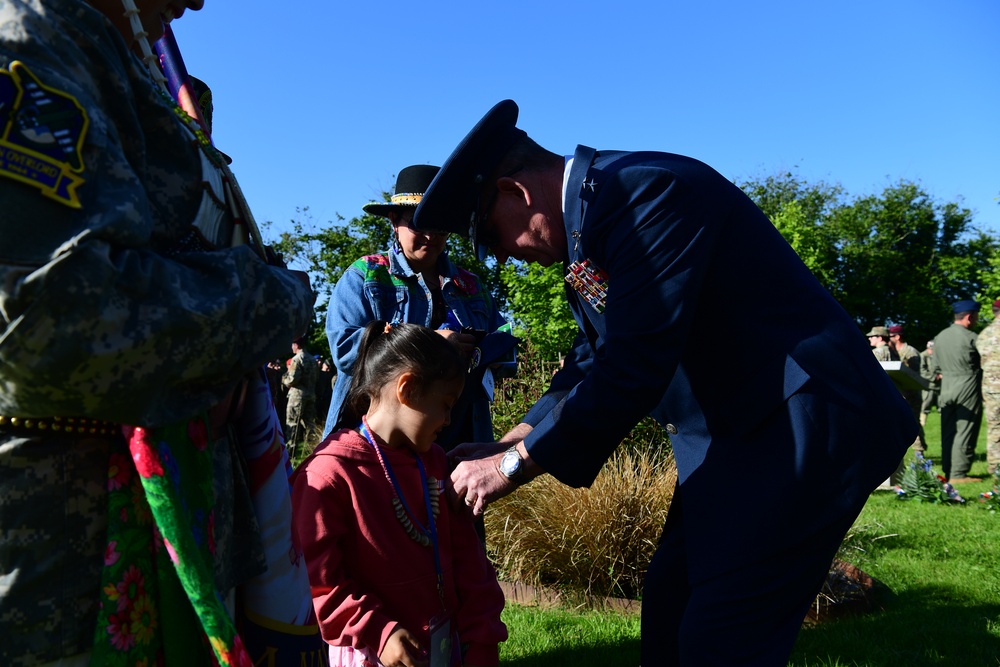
[{"left": 497, "top": 410, "right": 1000, "bottom": 666}]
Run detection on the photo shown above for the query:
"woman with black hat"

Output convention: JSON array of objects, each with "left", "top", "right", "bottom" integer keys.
[{"left": 323, "top": 165, "right": 510, "bottom": 453}]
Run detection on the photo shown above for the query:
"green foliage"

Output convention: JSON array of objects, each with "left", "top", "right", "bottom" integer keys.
[
  {"left": 489, "top": 338, "right": 561, "bottom": 438},
  {"left": 740, "top": 172, "right": 843, "bottom": 287},
  {"left": 499, "top": 262, "right": 577, "bottom": 360},
  {"left": 740, "top": 174, "right": 999, "bottom": 347},
  {"left": 976, "top": 247, "right": 1000, "bottom": 323}
]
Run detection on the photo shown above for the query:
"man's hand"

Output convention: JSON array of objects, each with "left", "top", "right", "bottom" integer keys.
[
  {"left": 379, "top": 626, "right": 426, "bottom": 667},
  {"left": 450, "top": 452, "right": 517, "bottom": 517}
]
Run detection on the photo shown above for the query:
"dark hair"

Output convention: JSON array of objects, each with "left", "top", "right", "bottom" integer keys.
[{"left": 335, "top": 322, "right": 466, "bottom": 430}]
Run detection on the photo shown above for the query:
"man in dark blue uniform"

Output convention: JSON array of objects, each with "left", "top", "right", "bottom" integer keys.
[{"left": 415, "top": 100, "right": 916, "bottom": 666}]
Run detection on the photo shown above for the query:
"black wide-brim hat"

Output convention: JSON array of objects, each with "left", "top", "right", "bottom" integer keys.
[
  {"left": 363, "top": 164, "right": 440, "bottom": 217},
  {"left": 413, "top": 100, "right": 527, "bottom": 252}
]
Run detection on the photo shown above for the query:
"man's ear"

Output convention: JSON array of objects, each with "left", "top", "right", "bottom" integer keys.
[
  {"left": 497, "top": 175, "right": 531, "bottom": 206},
  {"left": 395, "top": 371, "right": 418, "bottom": 407}
]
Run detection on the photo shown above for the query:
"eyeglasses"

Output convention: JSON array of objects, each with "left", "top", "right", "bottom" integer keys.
[{"left": 472, "top": 165, "right": 523, "bottom": 260}]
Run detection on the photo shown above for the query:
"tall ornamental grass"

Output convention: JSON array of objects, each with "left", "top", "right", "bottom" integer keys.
[
  {"left": 486, "top": 340, "right": 675, "bottom": 602},
  {"left": 485, "top": 444, "right": 675, "bottom": 602}
]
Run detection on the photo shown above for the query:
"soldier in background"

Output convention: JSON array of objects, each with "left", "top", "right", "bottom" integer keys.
[
  {"left": 867, "top": 326, "right": 899, "bottom": 361},
  {"left": 975, "top": 299, "right": 1000, "bottom": 476},
  {"left": 283, "top": 337, "right": 319, "bottom": 452},
  {"left": 933, "top": 299, "right": 983, "bottom": 483},
  {"left": 919, "top": 340, "right": 940, "bottom": 425},
  {"left": 889, "top": 324, "right": 927, "bottom": 453}
]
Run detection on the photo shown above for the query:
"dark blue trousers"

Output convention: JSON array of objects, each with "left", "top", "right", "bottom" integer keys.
[{"left": 640, "top": 384, "right": 887, "bottom": 666}]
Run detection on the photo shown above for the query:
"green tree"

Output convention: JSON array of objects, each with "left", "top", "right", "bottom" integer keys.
[
  {"left": 740, "top": 175, "right": 998, "bottom": 347},
  {"left": 739, "top": 172, "right": 843, "bottom": 287},
  {"left": 499, "top": 262, "right": 577, "bottom": 360}
]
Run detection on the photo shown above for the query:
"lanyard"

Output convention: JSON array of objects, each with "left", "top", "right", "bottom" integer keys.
[{"left": 359, "top": 418, "right": 447, "bottom": 610}]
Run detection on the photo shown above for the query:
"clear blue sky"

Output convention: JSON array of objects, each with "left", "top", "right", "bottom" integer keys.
[{"left": 174, "top": 1, "right": 999, "bottom": 244}]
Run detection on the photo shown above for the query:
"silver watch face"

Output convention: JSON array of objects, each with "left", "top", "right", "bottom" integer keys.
[{"left": 500, "top": 450, "right": 521, "bottom": 477}]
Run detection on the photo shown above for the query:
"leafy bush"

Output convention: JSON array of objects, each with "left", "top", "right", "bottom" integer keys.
[{"left": 488, "top": 337, "right": 560, "bottom": 438}]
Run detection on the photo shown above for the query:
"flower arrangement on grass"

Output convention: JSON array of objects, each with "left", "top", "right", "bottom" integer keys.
[
  {"left": 978, "top": 469, "right": 1000, "bottom": 513},
  {"left": 894, "top": 452, "right": 964, "bottom": 504}
]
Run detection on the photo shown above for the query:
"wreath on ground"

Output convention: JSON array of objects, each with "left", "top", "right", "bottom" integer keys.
[{"left": 893, "top": 452, "right": 965, "bottom": 503}]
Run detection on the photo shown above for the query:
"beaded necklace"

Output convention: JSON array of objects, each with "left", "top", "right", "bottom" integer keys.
[{"left": 359, "top": 416, "right": 441, "bottom": 547}]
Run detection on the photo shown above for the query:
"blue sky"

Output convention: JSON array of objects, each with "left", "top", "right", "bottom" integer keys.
[{"left": 174, "top": 1, "right": 999, "bottom": 245}]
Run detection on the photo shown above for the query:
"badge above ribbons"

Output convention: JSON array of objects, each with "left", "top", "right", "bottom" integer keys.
[{"left": 0, "top": 61, "right": 88, "bottom": 208}]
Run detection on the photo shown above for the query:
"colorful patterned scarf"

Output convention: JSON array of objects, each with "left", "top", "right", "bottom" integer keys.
[
  {"left": 92, "top": 415, "right": 250, "bottom": 667},
  {"left": 91, "top": 371, "right": 322, "bottom": 666}
]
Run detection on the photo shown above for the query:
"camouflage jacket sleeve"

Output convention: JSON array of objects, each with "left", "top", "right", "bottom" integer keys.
[
  {"left": 0, "top": 3, "right": 313, "bottom": 426},
  {"left": 283, "top": 351, "right": 317, "bottom": 393}
]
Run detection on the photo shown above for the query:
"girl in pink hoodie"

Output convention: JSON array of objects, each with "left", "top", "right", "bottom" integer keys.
[{"left": 292, "top": 322, "right": 507, "bottom": 667}]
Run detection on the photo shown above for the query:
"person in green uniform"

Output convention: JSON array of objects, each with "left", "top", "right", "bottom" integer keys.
[
  {"left": 889, "top": 324, "right": 927, "bottom": 453},
  {"left": 933, "top": 299, "right": 983, "bottom": 483},
  {"left": 919, "top": 341, "right": 940, "bottom": 426}
]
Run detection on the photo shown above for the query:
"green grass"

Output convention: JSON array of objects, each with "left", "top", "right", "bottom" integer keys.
[
  {"left": 499, "top": 606, "right": 641, "bottom": 666},
  {"left": 498, "top": 410, "right": 1000, "bottom": 666}
]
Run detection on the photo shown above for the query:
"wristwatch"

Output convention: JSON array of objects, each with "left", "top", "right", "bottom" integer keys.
[{"left": 498, "top": 446, "right": 524, "bottom": 483}]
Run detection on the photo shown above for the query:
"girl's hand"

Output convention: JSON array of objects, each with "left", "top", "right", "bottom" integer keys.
[{"left": 380, "top": 627, "right": 427, "bottom": 667}]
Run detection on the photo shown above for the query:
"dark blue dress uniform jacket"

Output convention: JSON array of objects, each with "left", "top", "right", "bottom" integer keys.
[{"left": 523, "top": 145, "right": 916, "bottom": 583}]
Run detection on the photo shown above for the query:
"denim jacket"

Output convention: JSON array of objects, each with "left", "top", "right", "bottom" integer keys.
[{"left": 323, "top": 246, "right": 508, "bottom": 447}]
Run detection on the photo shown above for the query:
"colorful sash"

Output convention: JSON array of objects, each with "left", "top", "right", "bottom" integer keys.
[{"left": 92, "top": 370, "right": 321, "bottom": 666}]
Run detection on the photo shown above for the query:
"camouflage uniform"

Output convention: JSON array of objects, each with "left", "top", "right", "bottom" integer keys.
[
  {"left": 0, "top": 3, "right": 313, "bottom": 664},
  {"left": 975, "top": 317, "right": 1000, "bottom": 474},
  {"left": 896, "top": 342, "right": 927, "bottom": 451},
  {"left": 919, "top": 346, "right": 940, "bottom": 423},
  {"left": 933, "top": 322, "right": 983, "bottom": 480},
  {"left": 871, "top": 344, "right": 894, "bottom": 362},
  {"left": 282, "top": 347, "right": 319, "bottom": 449}
]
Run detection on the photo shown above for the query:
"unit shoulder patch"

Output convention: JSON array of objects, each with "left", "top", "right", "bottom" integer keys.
[{"left": 0, "top": 61, "right": 89, "bottom": 208}]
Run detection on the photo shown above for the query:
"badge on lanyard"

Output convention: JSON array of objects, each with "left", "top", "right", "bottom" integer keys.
[
  {"left": 0, "top": 61, "right": 89, "bottom": 208},
  {"left": 565, "top": 259, "right": 609, "bottom": 313}
]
